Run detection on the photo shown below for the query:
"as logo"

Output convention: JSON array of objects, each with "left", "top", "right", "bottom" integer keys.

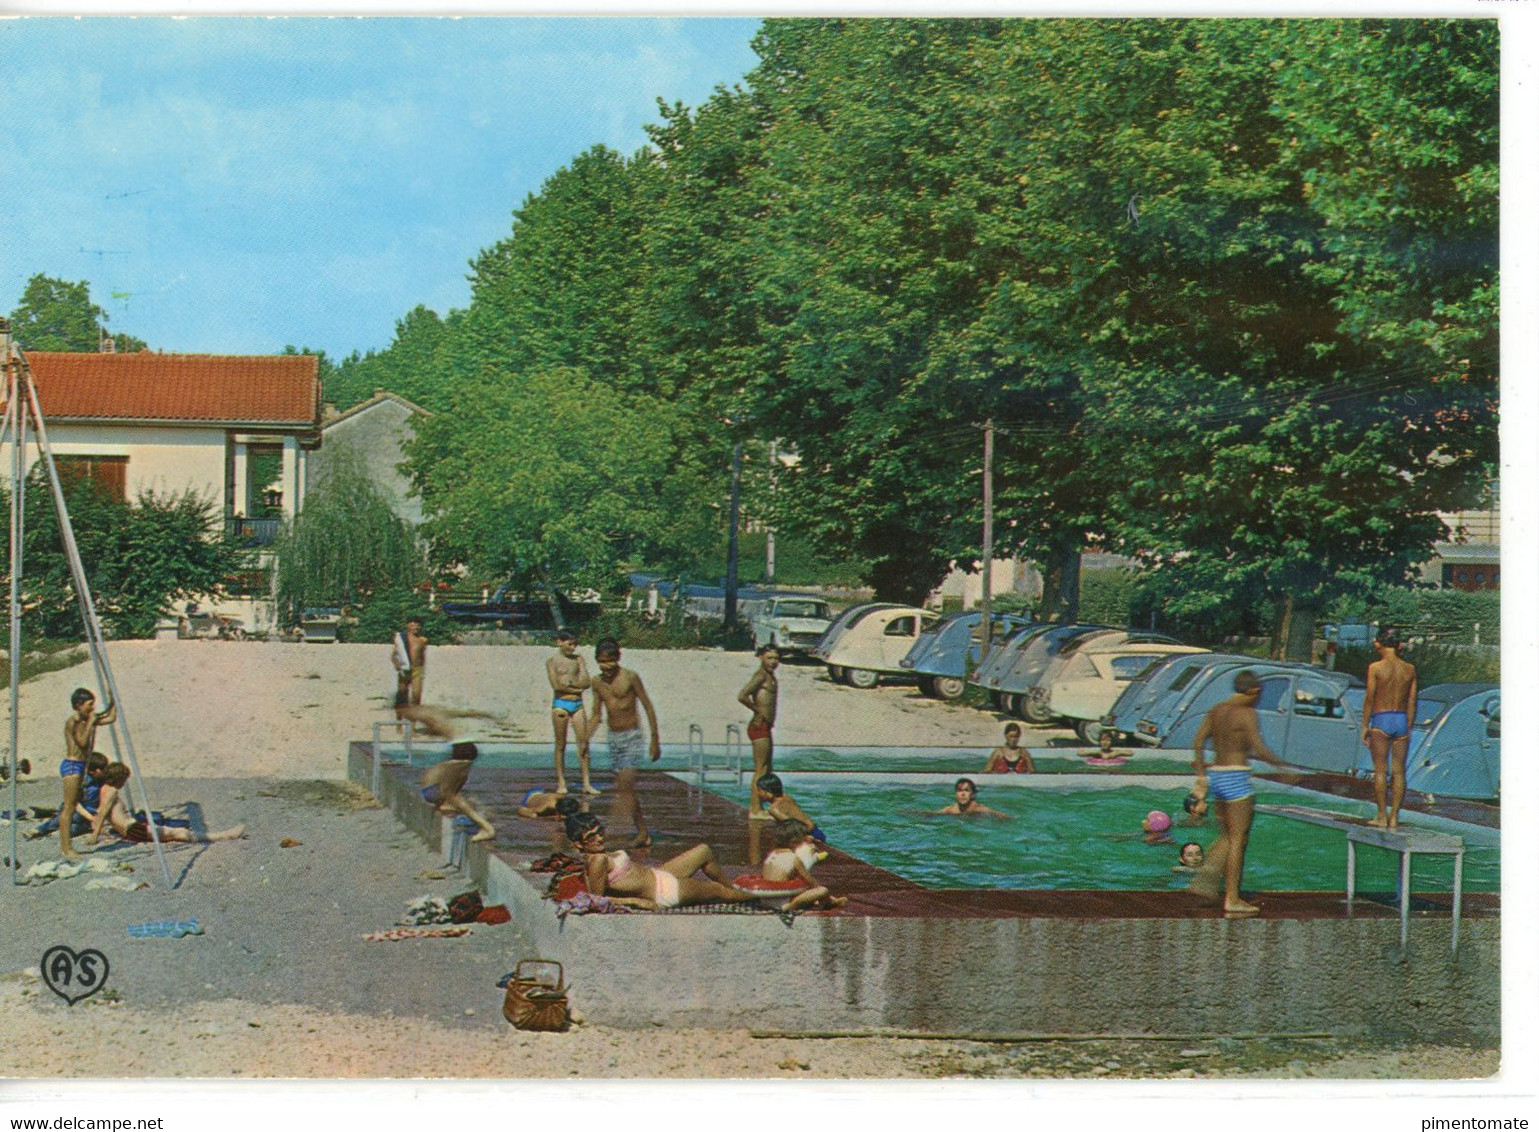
[{"left": 41, "top": 945, "right": 110, "bottom": 1005}]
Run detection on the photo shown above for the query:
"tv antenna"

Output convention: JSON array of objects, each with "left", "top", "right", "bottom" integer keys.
[{"left": 0, "top": 319, "right": 171, "bottom": 888}]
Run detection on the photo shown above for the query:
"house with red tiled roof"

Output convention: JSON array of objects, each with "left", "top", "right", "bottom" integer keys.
[{"left": 24, "top": 350, "right": 323, "bottom": 539}]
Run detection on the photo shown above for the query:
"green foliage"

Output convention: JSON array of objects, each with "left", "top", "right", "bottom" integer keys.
[
  {"left": 270, "top": 448, "right": 425, "bottom": 626},
  {"left": 1326, "top": 586, "right": 1499, "bottom": 646},
  {"left": 347, "top": 585, "right": 458, "bottom": 645},
  {"left": 326, "top": 307, "right": 452, "bottom": 412},
  {"left": 0, "top": 472, "right": 239, "bottom": 640},
  {"left": 1079, "top": 569, "right": 1136, "bottom": 628},
  {"left": 1330, "top": 642, "right": 1498, "bottom": 686},
  {"left": 8, "top": 274, "right": 146, "bottom": 352},
  {"left": 729, "top": 529, "right": 870, "bottom": 588},
  {"left": 577, "top": 607, "right": 750, "bottom": 650},
  {"left": 408, "top": 366, "right": 721, "bottom": 591}
]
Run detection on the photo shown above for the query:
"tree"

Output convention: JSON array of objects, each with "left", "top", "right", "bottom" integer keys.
[
  {"left": 9, "top": 274, "right": 146, "bottom": 352},
  {"left": 325, "top": 306, "right": 453, "bottom": 412},
  {"left": 1, "top": 471, "right": 240, "bottom": 641},
  {"left": 407, "top": 366, "right": 721, "bottom": 591},
  {"left": 270, "top": 447, "right": 425, "bottom": 626}
]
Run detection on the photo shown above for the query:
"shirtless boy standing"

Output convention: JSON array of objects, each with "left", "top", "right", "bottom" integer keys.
[
  {"left": 1189, "top": 669, "right": 1291, "bottom": 917},
  {"left": 547, "top": 629, "right": 594, "bottom": 796},
  {"left": 60, "top": 688, "right": 115, "bottom": 859},
  {"left": 739, "top": 646, "right": 779, "bottom": 818},
  {"left": 1362, "top": 628, "right": 1418, "bottom": 829},
  {"left": 392, "top": 616, "right": 428, "bottom": 707},
  {"left": 588, "top": 638, "right": 661, "bottom": 848}
]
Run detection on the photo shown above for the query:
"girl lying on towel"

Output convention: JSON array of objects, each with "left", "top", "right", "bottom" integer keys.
[{"left": 566, "top": 813, "right": 757, "bottom": 911}]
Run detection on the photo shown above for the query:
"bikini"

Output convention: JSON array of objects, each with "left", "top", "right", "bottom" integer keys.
[
  {"left": 1206, "top": 765, "right": 1254, "bottom": 802},
  {"left": 993, "top": 755, "right": 1031, "bottom": 773},
  {"left": 1369, "top": 711, "right": 1409, "bottom": 739},
  {"left": 607, "top": 850, "right": 681, "bottom": 909}
]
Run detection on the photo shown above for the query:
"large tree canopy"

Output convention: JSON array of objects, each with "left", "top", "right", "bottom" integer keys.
[{"left": 8, "top": 274, "right": 147, "bottom": 353}]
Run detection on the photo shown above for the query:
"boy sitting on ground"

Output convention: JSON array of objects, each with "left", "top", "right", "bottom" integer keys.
[
  {"left": 754, "top": 772, "right": 826, "bottom": 842},
  {"left": 91, "top": 764, "right": 245, "bottom": 844},
  {"left": 762, "top": 820, "right": 847, "bottom": 913},
  {"left": 420, "top": 742, "right": 497, "bottom": 843}
]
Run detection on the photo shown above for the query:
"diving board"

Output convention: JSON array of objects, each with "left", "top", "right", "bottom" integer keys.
[{"left": 1257, "top": 804, "right": 1465, "bottom": 953}]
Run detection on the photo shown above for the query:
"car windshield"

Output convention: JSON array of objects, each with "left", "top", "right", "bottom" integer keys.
[
  {"left": 1414, "top": 696, "right": 1455, "bottom": 729},
  {"left": 775, "top": 601, "right": 829, "bottom": 619}
]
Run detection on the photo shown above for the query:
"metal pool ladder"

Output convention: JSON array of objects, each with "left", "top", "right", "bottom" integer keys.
[
  {"left": 370, "top": 719, "right": 415, "bottom": 798},
  {"left": 687, "top": 723, "right": 746, "bottom": 811}
]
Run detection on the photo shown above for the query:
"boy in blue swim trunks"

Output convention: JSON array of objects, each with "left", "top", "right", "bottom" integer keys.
[
  {"left": 60, "top": 688, "right": 115, "bottom": 859},
  {"left": 1189, "top": 670, "right": 1291, "bottom": 917},
  {"left": 547, "top": 629, "right": 595, "bottom": 797},
  {"left": 419, "top": 742, "right": 496, "bottom": 843},
  {"left": 1362, "top": 628, "right": 1418, "bottom": 829}
]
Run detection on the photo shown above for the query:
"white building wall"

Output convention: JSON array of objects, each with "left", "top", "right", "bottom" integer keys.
[{"left": 26, "top": 422, "right": 228, "bottom": 509}]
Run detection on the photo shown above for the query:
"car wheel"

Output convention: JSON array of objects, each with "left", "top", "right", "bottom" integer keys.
[
  {"left": 846, "top": 668, "right": 880, "bottom": 689},
  {"left": 1021, "top": 694, "right": 1055, "bottom": 724},
  {"left": 827, "top": 664, "right": 846, "bottom": 684},
  {"left": 1001, "top": 693, "right": 1021, "bottom": 717},
  {"left": 1075, "top": 719, "right": 1104, "bottom": 744},
  {"left": 934, "top": 676, "right": 967, "bottom": 701},
  {"left": 916, "top": 676, "right": 937, "bottom": 697}
]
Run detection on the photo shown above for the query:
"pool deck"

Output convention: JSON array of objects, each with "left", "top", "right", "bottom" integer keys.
[{"left": 349, "top": 742, "right": 1499, "bottom": 1040}]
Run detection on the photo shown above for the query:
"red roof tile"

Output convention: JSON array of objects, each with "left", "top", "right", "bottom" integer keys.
[{"left": 24, "top": 352, "right": 321, "bottom": 426}]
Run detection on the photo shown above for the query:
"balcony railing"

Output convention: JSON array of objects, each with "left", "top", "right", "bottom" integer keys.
[{"left": 225, "top": 517, "right": 282, "bottom": 546}]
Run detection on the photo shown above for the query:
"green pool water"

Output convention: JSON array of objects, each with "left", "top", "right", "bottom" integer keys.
[
  {"left": 704, "top": 776, "right": 1499, "bottom": 894},
  {"left": 382, "top": 741, "right": 1193, "bottom": 776}
]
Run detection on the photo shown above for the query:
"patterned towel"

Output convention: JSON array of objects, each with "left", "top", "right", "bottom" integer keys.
[{"left": 360, "top": 926, "right": 473, "bottom": 942}]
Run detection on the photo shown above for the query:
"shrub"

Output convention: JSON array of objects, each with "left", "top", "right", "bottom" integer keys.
[{"left": 347, "top": 586, "right": 458, "bottom": 645}]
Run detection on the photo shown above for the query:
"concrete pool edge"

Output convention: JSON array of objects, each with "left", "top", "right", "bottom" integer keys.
[{"left": 349, "top": 742, "right": 1499, "bottom": 1042}]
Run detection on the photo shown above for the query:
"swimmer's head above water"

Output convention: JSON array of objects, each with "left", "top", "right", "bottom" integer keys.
[
  {"left": 1142, "top": 810, "right": 1172, "bottom": 835},
  {"left": 756, "top": 772, "right": 784, "bottom": 800},
  {"left": 1179, "top": 842, "right": 1205, "bottom": 868}
]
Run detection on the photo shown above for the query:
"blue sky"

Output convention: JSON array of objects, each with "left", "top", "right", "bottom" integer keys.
[{"left": 0, "top": 18, "right": 761, "bottom": 358}]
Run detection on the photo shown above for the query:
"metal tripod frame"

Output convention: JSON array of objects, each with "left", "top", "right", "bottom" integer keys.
[{"left": 1, "top": 321, "right": 172, "bottom": 889}]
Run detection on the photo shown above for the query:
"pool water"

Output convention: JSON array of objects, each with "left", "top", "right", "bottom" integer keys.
[
  {"left": 382, "top": 741, "right": 1194, "bottom": 776},
  {"left": 701, "top": 776, "right": 1499, "bottom": 894}
]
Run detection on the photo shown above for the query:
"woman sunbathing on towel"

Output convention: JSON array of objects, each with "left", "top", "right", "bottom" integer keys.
[
  {"left": 565, "top": 813, "right": 756, "bottom": 910},
  {"left": 91, "top": 764, "right": 245, "bottom": 844}
]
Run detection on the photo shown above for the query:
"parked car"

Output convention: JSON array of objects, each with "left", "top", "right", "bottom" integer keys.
[
  {"left": 751, "top": 596, "right": 835, "bottom": 656},
  {"left": 1124, "top": 657, "right": 1367, "bottom": 776},
  {"left": 1351, "top": 682, "right": 1500, "bottom": 800},
  {"left": 442, "top": 586, "right": 601, "bottom": 630},
  {"left": 811, "top": 602, "right": 904, "bottom": 683},
  {"left": 969, "top": 623, "right": 1054, "bottom": 708},
  {"left": 994, "top": 624, "right": 1118, "bottom": 722},
  {"left": 819, "top": 605, "right": 939, "bottom": 689},
  {"left": 899, "top": 611, "right": 1038, "bottom": 700},
  {"left": 1021, "top": 627, "right": 1188, "bottom": 725},
  {"left": 1103, "top": 651, "right": 1262, "bottom": 740},
  {"left": 1045, "top": 643, "right": 1209, "bottom": 742}
]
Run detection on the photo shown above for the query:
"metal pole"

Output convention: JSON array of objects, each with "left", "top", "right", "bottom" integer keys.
[
  {"left": 980, "top": 419, "right": 994, "bottom": 661},
  {"left": 765, "top": 440, "right": 776, "bottom": 587},
  {"left": 18, "top": 350, "right": 173, "bottom": 887},
  {"left": 724, "top": 441, "right": 742, "bottom": 630},
  {"left": 5, "top": 340, "right": 20, "bottom": 884}
]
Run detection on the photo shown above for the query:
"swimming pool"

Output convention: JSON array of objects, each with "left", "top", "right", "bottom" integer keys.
[
  {"left": 379, "top": 741, "right": 1196, "bottom": 776},
  {"left": 691, "top": 772, "right": 1500, "bottom": 894}
]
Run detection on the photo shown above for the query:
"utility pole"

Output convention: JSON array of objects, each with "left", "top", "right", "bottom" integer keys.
[
  {"left": 724, "top": 441, "right": 743, "bottom": 630},
  {"left": 980, "top": 419, "right": 994, "bottom": 661},
  {"left": 765, "top": 440, "right": 777, "bottom": 587}
]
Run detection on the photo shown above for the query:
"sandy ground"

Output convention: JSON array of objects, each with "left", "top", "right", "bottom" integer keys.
[{"left": 0, "top": 641, "right": 1501, "bottom": 1084}]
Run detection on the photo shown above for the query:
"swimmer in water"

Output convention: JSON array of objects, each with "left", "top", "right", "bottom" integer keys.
[
  {"left": 1173, "top": 841, "right": 1205, "bottom": 872},
  {"left": 932, "top": 778, "right": 1009, "bottom": 819},
  {"left": 984, "top": 723, "right": 1035, "bottom": 773}
]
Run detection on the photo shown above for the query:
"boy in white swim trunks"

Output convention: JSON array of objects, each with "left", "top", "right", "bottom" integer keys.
[
  {"left": 1189, "top": 669, "right": 1291, "bottom": 917},
  {"left": 588, "top": 638, "right": 661, "bottom": 848}
]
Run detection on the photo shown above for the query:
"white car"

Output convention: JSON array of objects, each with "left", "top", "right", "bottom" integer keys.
[
  {"left": 1045, "top": 643, "right": 1208, "bottom": 742},
  {"left": 751, "top": 596, "right": 835, "bottom": 656},
  {"left": 821, "top": 605, "right": 939, "bottom": 689}
]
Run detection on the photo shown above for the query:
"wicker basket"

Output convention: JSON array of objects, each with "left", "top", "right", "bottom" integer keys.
[{"left": 502, "top": 960, "right": 569, "bottom": 1032}]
